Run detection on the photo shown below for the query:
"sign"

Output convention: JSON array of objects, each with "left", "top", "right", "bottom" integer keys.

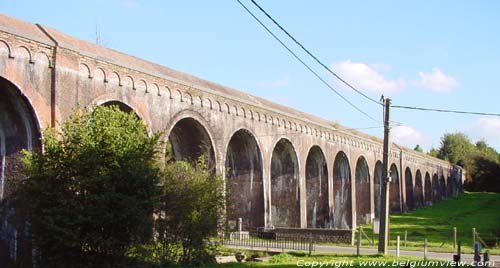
[{"left": 373, "top": 219, "right": 380, "bottom": 234}]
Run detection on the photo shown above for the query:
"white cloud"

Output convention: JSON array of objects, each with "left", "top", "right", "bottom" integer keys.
[
  {"left": 391, "top": 125, "right": 431, "bottom": 149},
  {"left": 332, "top": 60, "right": 405, "bottom": 94},
  {"left": 462, "top": 118, "right": 500, "bottom": 149},
  {"left": 257, "top": 76, "right": 289, "bottom": 89},
  {"left": 415, "top": 68, "right": 458, "bottom": 92}
]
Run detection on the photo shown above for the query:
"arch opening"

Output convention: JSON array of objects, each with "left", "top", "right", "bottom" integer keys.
[
  {"left": 225, "top": 129, "right": 264, "bottom": 230},
  {"left": 355, "top": 156, "right": 370, "bottom": 224},
  {"left": 424, "top": 172, "right": 432, "bottom": 205},
  {"left": 447, "top": 176, "right": 454, "bottom": 198},
  {"left": 405, "top": 167, "right": 414, "bottom": 211},
  {"left": 305, "top": 146, "right": 329, "bottom": 228},
  {"left": 270, "top": 138, "right": 300, "bottom": 228},
  {"left": 414, "top": 170, "right": 424, "bottom": 208},
  {"left": 432, "top": 174, "right": 440, "bottom": 203},
  {"left": 389, "top": 164, "right": 401, "bottom": 213},
  {"left": 167, "top": 118, "right": 215, "bottom": 170},
  {"left": 332, "top": 151, "right": 352, "bottom": 229},
  {"left": 440, "top": 175, "right": 447, "bottom": 200},
  {"left": 0, "top": 76, "right": 41, "bottom": 266},
  {"left": 373, "top": 161, "right": 383, "bottom": 219}
]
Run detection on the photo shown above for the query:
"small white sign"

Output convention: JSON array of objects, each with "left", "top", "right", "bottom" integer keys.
[{"left": 373, "top": 219, "right": 380, "bottom": 234}]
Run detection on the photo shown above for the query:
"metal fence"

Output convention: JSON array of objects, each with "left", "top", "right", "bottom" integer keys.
[{"left": 222, "top": 230, "right": 315, "bottom": 252}]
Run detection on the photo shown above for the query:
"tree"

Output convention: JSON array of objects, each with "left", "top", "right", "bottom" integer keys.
[
  {"left": 154, "top": 158, "right": 225, "bottom": 266},
  {"left": 19, "top": 106, "right": 160, "bottom": 268},
  {"left": 414, "top": 144, "right": 423, "bottom": 153},
  {"left": 437, "top": 133, "right": 475, "bottom": 165},
  {"left": 428, "top": 147, "right": 439, "bottom": 157}
]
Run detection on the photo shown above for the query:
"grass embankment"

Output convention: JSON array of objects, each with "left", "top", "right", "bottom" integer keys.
[
  {"left": 357, "top": 191, "right": 500, "bottom": 254},
  {"left": 200, "top": 252, "right": 455, "bottom": 268}
]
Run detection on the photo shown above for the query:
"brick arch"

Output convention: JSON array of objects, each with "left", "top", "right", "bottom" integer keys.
[
  {"left": 91, "top": 95, "right": 151, "bottom": 132},
  {"left": 332, "top": 150, "right": 352, "bottom": 229},
  {"left": 305, "top": 145, "right": 329, "bottom": 228},
  {"left": 165, "top": 111, "right": 217, "bottom": 172},
  {"left": 389, "top": 163, "right": 401, "bottom": 213},
  {"left": 224, "top": 128, "right": 264, "bottom": 230},
  {"left": 355, "top": 155, "right": 371, "bottom": 224},
  {"left": 270, "top": 138, "right": 300, "bottom": 228},
  {"left": 404, "top": 167, "right": 414, "bottom": 211}
]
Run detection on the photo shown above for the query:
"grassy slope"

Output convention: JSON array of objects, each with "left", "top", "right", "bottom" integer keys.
[
  {"left": 200, "top": 252, "right": 454, "bottom": 268},
  {"left": 360, "top": 192, "right": 500, "bottom": 253}
]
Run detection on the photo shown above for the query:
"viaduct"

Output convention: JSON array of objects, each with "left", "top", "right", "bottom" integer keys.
[{"left": 0, "top": 13, "right": 463, "bottom": 235}]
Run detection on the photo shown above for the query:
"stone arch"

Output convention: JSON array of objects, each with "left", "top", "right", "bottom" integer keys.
[
  {"left": 92, "top": 98, "right": 151, "bottom": 131},
  {"left": 0, "top": 76, "right": 41, "bottom": 263},
  {"left": 270, "top": 138, "right": 300, "bottom": 228},
  {"left": 424, "top": 172, "right": 432, "bottom": 205},
  {"left": 405, "top": 167, "right": 414, "bottom": 211},
  {"left": 108, "top": 71, "right": 121, "bottom": 87},
  {"left": 305, "top": 145, "right": 329, "bottom": 228},
  {"left": 440, "top": 175, "right": 446, "bottom": 200},
  {"left": 136, "top": 79, "right": 147, "bottom": 93},
  {"left": 373, "top": 161, "right": 383, "bottom": 219},
  {"left": 432, "top": 173, "right": 440, "bottom": 202},
  {"left": 79, "top": 63, "right": 92, "bottom": 78},
  {"left": 389, "top": 163, "right": 401, "bottom": 213},
  {"left": 151, "top": 83, "right": 160, "bottom": 96},
  {"left": 184, "top": 93, "right": 193, "bottom": 104},
  {"left": 355, "top": 156, "right": 371, "bottom": 224},
  {"left": 447, "top": 176, "right": 454, "bottom": 198},
  {"left": 122, "top": 75, "right": 134, "bottom": 89},
  {"left": 225, "top": 128, "right": 264, "bottom": 230},
  {"left": 332, "top": 151, "right": 352, "bottom": 229},
  {"left": 0, "top": 76, "right": 41, "bottom": 197},
  {"left": 414, "top": 170, "right": 424, "bottom": 208},
  {"left": 94, "top": 67, "right": 107, "bottom": 83},
  {"left": 0, "top": 40, "right": 12, "bottom": 58},
  {"left": 33, "top": 51, "right": 51, "bottom": 67},
  {"left": 167, "top": 116, "right": 215, "bottom": 171},
  {"left": 16, "top": 46, "right": 33, "bottom": 64}
]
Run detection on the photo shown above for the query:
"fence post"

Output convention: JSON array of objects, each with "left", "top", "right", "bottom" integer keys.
[
  {"left": 396, "top": 235, "right": 400, "bottom": 257},
  {"left": 424, "top": 238, "right": 428, "bottom": 261},
  {"left": 309, "top": 233, "right": 313, "bottom": 256},
  {"left": 454, "top": 227, "right": 457, "bottom": 249},
  {"left": 357, "top": 226, "right": 362, "bottom": 256},
  {"left": 472, "top": 228, "right": 476, "bottom": 249}
]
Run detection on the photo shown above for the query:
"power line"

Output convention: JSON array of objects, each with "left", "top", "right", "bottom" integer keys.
[
  {"left": 235, "top": 0, "right": 379, "bottom": 123},
  {"left": 248, "top": 0, "right": 382, "bottom": 106},
  {"left": 392, "top": 105, "right": 500, "bottom": 117}
]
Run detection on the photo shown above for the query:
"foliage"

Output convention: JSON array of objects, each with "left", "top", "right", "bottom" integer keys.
[
  {"left": 154, "top": 157, "right": 225, "bottom": 266},
  {"left": 16, "top": 105, "right": 160, "bottom": 268},
  {"left": 431, "top": 132, "right": 500, "bottom": 192},
  {"left": 437, "top": 133, "right": 475, "bottom": 165},
  {"left": 427, "top": 147, "right": 439, "bottom": 157},
  {"left": 466, "top": 156, "right": 500, "bottom": 193},
  {"left": 413, "top": 144, "right": 423, "bottom": 153}
]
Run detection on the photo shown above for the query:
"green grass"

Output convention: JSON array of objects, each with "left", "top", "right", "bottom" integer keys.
[
  {"left": 198, "top": 252, "right": 456, "bottom": 268},
  {"left": 356, "top": 192, "right": 500, "bottom": 254}
]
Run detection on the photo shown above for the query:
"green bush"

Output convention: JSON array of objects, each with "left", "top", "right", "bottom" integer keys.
[{"left": 17, "top": 106, "right": 160, "bottom": 268}]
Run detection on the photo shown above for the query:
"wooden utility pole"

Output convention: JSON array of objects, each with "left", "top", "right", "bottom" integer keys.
[{"left": 378, "top": 98, "right": 391, "bottom": 254}]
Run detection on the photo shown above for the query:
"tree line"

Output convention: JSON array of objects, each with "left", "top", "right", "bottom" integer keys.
[{"left": 415, "top": 132, "right": 500, "bottom": 193}]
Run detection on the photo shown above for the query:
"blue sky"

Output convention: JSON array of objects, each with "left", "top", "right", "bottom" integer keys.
[{"left": 2, "top": 0, "right": 500, "bottom": 151}]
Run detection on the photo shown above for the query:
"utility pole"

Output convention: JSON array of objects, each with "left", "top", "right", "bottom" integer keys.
[{"left": 378, "top": 98, "right": 391, "bottom": 254}]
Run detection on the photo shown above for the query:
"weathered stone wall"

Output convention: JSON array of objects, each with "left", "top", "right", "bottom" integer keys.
[{"left": 0, "top": 13, "right": 464, "bottom": 239}]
